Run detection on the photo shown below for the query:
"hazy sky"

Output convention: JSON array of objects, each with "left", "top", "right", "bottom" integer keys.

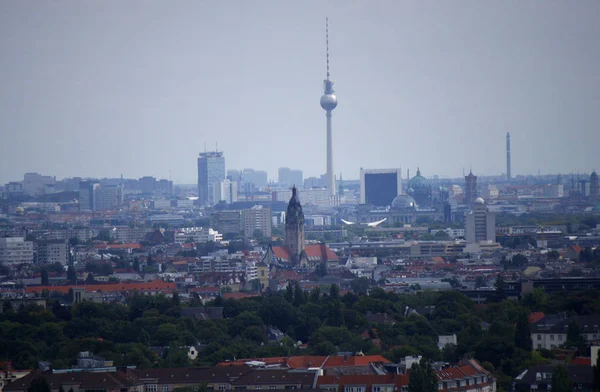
[{"left": 1, "top": 1, "right": 599, "bottom": 184}]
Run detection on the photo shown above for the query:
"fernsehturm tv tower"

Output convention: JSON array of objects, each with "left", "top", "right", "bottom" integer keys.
[{"left": 320, "top": 17, "right": 338, "bottom": 196}]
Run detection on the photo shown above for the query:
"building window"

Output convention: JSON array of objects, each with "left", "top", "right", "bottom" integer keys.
[
  {"left": 219, "top": 386, "right": 227, "bottom": 392},
  {"left": 550, "top": 335, "right": 554, "bottom": 341},
  {"left": 145, "top": 385, "right": 157, "bottom": 392},
  {"left": 537, "top": 334, "right": 542, "bottom": 340},
  {"left": 255, "top": 387, "right": 262, "bottom": 390},
  {"left": 558, "top": 335, "right": 563, "bottom": 341},
  {"left": 269, "top": 387, "right": 276, "bottom": 391},
  {"left": 162, "top": 387, "right": 169, "bottom": 392}
]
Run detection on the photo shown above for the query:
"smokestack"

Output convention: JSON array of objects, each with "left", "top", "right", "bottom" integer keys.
[{"left": 506, "top": 132, "right": 512, "bottom": 180}]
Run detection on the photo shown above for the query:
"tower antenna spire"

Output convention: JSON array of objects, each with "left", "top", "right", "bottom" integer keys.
[{"left": 326, "top": 17, "right": 330, "bottom": 80}]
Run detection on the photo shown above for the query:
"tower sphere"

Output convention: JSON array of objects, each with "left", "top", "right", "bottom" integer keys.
[{"left": 320, "top": 94, "right": 338, "bottom": 111}]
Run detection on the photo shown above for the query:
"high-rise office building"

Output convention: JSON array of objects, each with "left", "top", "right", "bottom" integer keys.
[
  {"left": 242, "top": 169, "right": 268, "bottom": 190},
  {"left": 466, "top": 198, "right": 496, "bottom": 244},
  {"left": 278, "top": 168, "right": 303, "bottom": 188},
  {"left": 590, "top": 171, "right": 599, "bottom": 198},
  {"left": 78, "top": 181, "right": 99, "bottom": 211},
  {"left": 464, "top": 170, "right": 478, "bottom": 207},
  {"left": 320, "top": 18, "right": 338, "bottom": 196},
  {"left": 211, "top": 210, "right": 242, "bottom": 235},
  {"left": 139, "top": 176, "right": 156, "bottom": 194},
  {"left": 23, "top": 173, "right": 56, "bottom": 196},
  {"left": 94, "top": 185, "right": 122, "bottom": 211},
  {"left": 360, "top": 169, "right": 403, "bottom": 206},
  {"left": 197, "top": 151, "right": 225, "bottom": 206}
]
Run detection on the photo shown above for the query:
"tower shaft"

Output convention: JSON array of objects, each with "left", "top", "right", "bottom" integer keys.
[
  {"left": 326, "top": 111, "right": 335, "bottom": 195},
  {"left": 506, "top": 132, "right": 512, "bottom": 180}
]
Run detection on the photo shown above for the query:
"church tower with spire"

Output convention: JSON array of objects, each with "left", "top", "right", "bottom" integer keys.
[{"left": 285, "top": 186, "right": 305, "bottom": 264}]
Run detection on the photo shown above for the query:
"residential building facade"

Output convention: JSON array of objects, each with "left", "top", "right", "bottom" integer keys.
[{"left": 0, "top": 237, "right": 34, "bottom": 265}]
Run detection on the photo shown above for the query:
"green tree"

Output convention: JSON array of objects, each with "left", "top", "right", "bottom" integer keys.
[
  {"left": 350, "top": 277, "right": 371, "bottom": 295},
  {"left": 551, "top": 364, "right": 573, "bottom": 392},
  {"left": 172, "top": 291, "right": 180, "bottom": 307},
  {"left": 512, "top": 254, "right": 529, "bottom": 266},
  {"left": 494, "top": 275, "right": 506, "bottom": 302},
  {"left": 27, "top": 376, "right": 51, "bottom": 392},
  {"left": 565, "top": 321, "right": 586, "bottom": 350},
  {"left": 284, "top": 283, "right": 294, "bottom": 303},
  {"left": 293, "top": 282, "right": 306, "bottom": 307},
  {"left": 515, "top": 312, "right": 533, "bottom": 351},
  {"left": 41, "top": 269, "right": 49, "bottom": 285},
  {"left": 67, "top": 265, "right": 76, "bottom": 284},
  {"left": 408, "top": 360, "right": 437, "bottom": 392},
  {"left": 547, "top": 250, "right": 560, "bottom": 261}
]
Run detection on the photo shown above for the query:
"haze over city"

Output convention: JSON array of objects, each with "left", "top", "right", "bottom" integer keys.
[{"left": 1, "top": 1, "right": 599, "bottom": 184}]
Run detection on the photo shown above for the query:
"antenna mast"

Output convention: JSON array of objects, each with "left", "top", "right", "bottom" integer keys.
[{"left": 326, "top": 17, "right": 330, "bottom": 80}]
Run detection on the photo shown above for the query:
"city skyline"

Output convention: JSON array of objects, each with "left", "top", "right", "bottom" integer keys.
[{"left": 1, "top": 1, "right": 599, "bottom": 184}]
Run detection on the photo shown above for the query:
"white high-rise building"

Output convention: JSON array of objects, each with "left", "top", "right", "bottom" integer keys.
[
  {"left": 213, "top": 179, "right": 238, "bottom": 204},
  {"left": 466, "top": 198, "right": 496, "bottom": 244},
  {"left": 0, "top": 237, "right": 34, "bottom": 265}
]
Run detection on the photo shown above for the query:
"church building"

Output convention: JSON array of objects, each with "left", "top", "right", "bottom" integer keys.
[{"left": 264, "top": 186, "right": 338, "bottom": 267}]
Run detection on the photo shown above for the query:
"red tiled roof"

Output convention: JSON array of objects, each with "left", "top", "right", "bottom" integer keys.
[
  {"left": 435, "top": 367, "right": 465, "bottom": 380},
  {"left": 305, "top": 244, "right": 339, "bottom": 261},
  {"left": 272, "top": 246, "right": 293, "bottom": 259},
  {"left": 570, "top": 357, "right": 591, "bottom": 366},
  {"left": 271, "top": 244, "right": 339, "bottom": 262},
  {"left": 222, "top": 292, "right": 260, "bottom": 300},
  {"left": 323, "top": 355, "right": 390, "bottom": 367},
  {"left": 25, "top": 280, "right": 175, "bottom": 294},
  {"left": 570, "top": 245, "right": 583, "bottom": 254},
  {"left": 286, "top": 356, "right": 328, "bottom": 369},
  {"left": 528, "top": 312, "right": 545, "bottom": 324}
]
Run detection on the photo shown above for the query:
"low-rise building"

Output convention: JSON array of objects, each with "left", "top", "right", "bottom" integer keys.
[
  {"left": 175, "top": 227, "right": 222, "bottom": 244},
  {"left": 531, "top": 314, "right": 600, "bottom": 350},
  {"left": 514, "top": 364, "right": 593, "bottom": 392}
]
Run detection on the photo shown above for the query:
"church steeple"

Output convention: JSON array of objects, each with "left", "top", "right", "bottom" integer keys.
[{"left": 285, "top": 186, "right": 305, "bottom": 265}]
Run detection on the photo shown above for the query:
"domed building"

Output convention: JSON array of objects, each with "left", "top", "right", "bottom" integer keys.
[
  {"left": 407, "top": 168, "right": 432, "bottom": 206},
  {"left": 389, "top": 194, "right": 417, "bottom": 224}
]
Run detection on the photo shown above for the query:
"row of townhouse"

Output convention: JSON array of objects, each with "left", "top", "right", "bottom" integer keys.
[
  {"left": 4, "top": 367, "right": 316, "bottom": 392},
  {"left": 5, "top": 360, "right": 494, "bottom": 392}
]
